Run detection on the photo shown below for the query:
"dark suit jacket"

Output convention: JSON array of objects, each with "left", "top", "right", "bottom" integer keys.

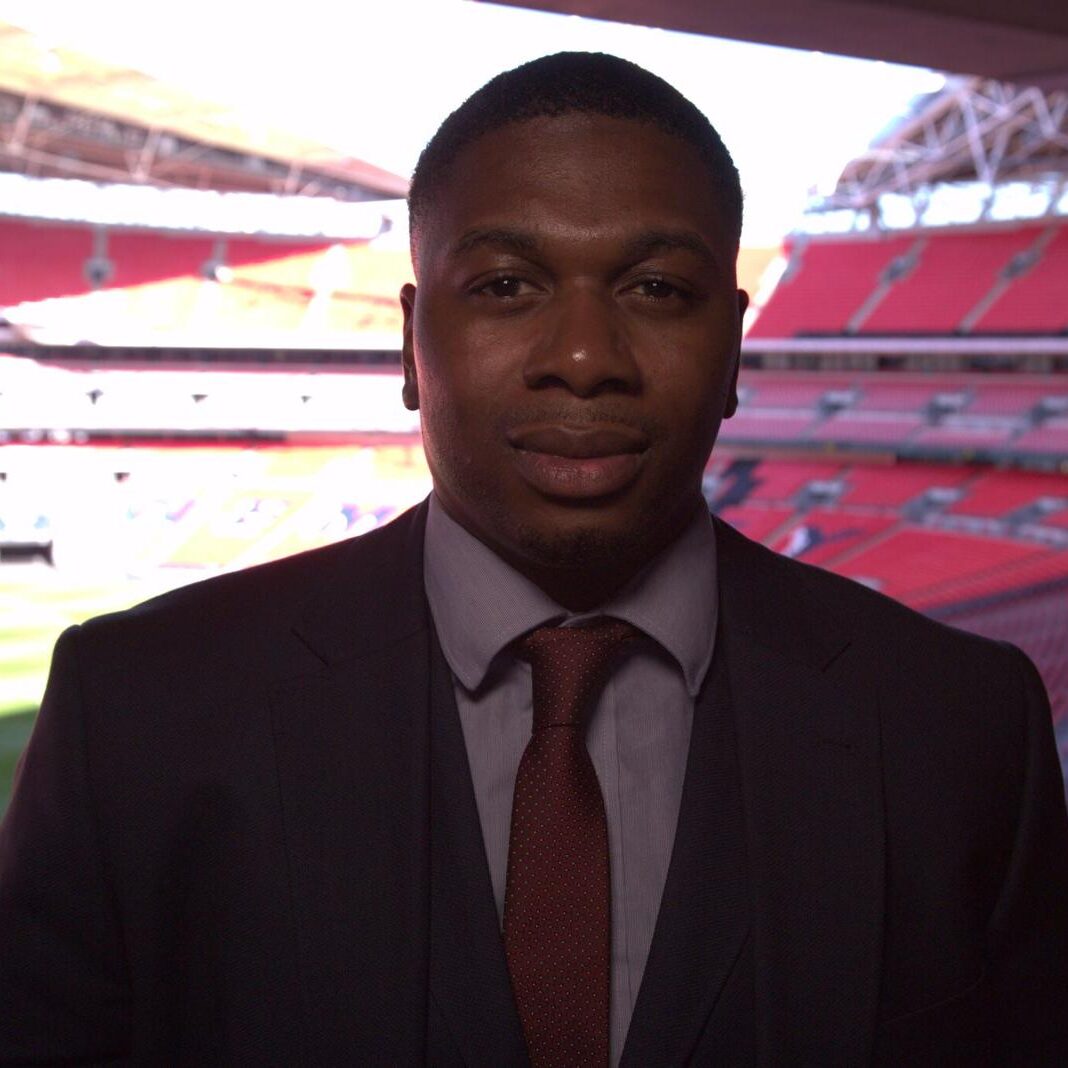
[{"left": 2, "top": 500, "right": 1067, "bottom": 1065}]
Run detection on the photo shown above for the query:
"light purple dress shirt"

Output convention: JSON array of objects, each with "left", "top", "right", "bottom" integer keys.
[{"left": 422, "top": 494, "right": 718, "bottom": 1065}]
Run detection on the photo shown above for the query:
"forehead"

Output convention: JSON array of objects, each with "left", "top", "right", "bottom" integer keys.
[{"left": 417, "top": 114, "right": 733, "bottom": 267}]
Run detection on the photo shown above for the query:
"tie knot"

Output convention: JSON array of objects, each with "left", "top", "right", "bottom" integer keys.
[{"left": 519, "top": 617, "right": 639, "bottom": 731}]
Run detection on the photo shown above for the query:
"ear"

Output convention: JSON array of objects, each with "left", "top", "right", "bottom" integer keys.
[
  {"left": 400, "top": 283, "right": 419, "bottom": 411},
  {"left": 723, "top": 289, "right": 749, "bottom": 419}
]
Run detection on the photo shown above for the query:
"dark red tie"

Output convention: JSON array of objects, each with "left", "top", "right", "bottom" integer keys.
[{"left": 503, "top": 618, "right": 639, "bottom": 1068}]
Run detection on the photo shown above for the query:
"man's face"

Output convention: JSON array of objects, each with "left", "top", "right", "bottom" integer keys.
[{"left": 402, "top": 113, "right": 747, "bottom": 590}]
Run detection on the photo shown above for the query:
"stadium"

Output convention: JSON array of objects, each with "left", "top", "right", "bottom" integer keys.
[{"left": 1, "top": 0, "right": 1067, "bottom": 824}]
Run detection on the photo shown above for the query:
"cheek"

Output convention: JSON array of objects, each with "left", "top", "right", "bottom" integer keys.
[
  {"left": 642, "top": 333, "right": 734, "bottom": 419},
  {"left": 413, "top": 340, "right": 498, "bottom": 473},
  {"left": 414, "top": 340, "right": 522, "bottom": 443}
]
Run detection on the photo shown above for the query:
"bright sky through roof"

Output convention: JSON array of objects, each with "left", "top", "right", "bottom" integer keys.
[{"left": 1, "top": 0, "right": 945, "bottom": 246}]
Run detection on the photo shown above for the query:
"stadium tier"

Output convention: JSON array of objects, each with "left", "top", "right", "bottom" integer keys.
[
  {"left": 859, "top": 226, "right": 1043, "bottom": 334},
  {"left": 809, "top": 412, "right": 925, "bottom": 445},
  {"left": 4, "top": 359, "right": 1067, "bottom": 463},
  {"left": 835, "top": 463, "right": 972, "bottom": 506},
  {"left": 747, "top": 234, "right": 916, "bottom": 337},
  {"left": 0, "top": 220, "right": 92, "bottom": 305},
  {"left": 105, "top": 232, "right": 216, "bottom": 290},
  {"left": 973, "top": 226, "right": 1068, "bottom": 334},
  {"left": 748, "top": 220, "right": 1068, "bottom": 338},
  {"left": 720, "top": 370, "right": 1068, "bottom": 459},
  {"left": 3, "top": 442, "right": 1062, "bottom": 603},
  {"left": 1013, "top": 420, "right": 1068, "bottom": 454},
  {"left": 945, "top": 469, "right": 1068, "bottom": 518},
  {"left": 0, "top": 217, "right": 410, "bottom": 347},
  {"left": 4, "top": 441, "right": 1062, "bottom": 728},
  {"left": 706, "top": 453, "right": 1068, "bottom": 727},
  {"left": 716, "top": 409, "right": 817, "bottom": 441}
]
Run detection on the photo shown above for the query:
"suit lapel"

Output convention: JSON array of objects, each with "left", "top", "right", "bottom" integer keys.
[
  {"left": 715, "top": 520, "right": 885, "bottom": 1065},
  {"left": 620, "top": 634, "right": 751, "bottom": 1067},
  {"left": 272, "top": 504, "right": 434, "bottom": 1063},
  {"left": 273, "top": 501, "right": 528, "bottom": 1065},
  {"left": 427, "top": 632, "right": 530, "bottom": 1065}
]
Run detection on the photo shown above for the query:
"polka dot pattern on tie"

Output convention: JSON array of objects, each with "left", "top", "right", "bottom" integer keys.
[{"left": 503, "top": 618, "right": 639, "bottom": 1068}]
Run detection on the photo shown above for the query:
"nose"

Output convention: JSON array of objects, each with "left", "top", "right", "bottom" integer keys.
[{"left": 522, "top": 288, "right": 640, "bottom": 398}]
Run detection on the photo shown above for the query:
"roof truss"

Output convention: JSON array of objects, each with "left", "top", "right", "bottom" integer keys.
[
  {"left": 823, "top": 77, "right": 1068, "bottom": 212},
  {"left": 0, "top": 20, "right": 407, "bottom": 200},
  {"left": 0, "top": 88, "right": 397, "bottom": 200}
]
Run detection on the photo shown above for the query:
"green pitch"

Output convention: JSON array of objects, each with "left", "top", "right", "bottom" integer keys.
[{"left": 0, "top": 567, "right": 190, "bottom": 818}]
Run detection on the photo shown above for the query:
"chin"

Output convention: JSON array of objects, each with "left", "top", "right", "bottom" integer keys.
[{"left": 511, "top": 512, "right": 645, "bottom": 574}]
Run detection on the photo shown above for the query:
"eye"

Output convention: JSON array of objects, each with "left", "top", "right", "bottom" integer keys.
[
  {"left": 632, "top": 277, "right": 686, "bottom": 301},
  {"left": 474, "top": 276, "right": 533, "bottom": 299}
]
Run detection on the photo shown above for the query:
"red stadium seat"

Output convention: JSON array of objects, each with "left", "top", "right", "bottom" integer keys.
[
  {"left": 749, "top": 222, "right": 1068, "bottom": 339},
  {"left": 859, "top": 226, "right": 1043, "bottom": 334},
  {"left": 948, "top": 470, "right": 1068, "bottom": 517},
  {"left": 0, "top": 219, "right": 92, "bottom": 304},
  {"left": 971, "top": 226, "right": 1068, "bottom": 334},
  {"left": 746, "top": 234, "right": 915, "bottom": 337}
]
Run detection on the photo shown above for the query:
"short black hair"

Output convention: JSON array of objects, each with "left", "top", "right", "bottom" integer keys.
[{"left": 408, "top": 51, "right": 743, "bottom": 262}]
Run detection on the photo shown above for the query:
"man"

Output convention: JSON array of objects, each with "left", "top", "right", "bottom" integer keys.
[{"left": 2, "top": 52, "right": 1067, "bottom": 1066}]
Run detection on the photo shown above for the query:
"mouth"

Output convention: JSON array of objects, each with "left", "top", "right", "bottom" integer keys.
[{"left": 507, "top": 423, "right": 649, "bottom": 500}]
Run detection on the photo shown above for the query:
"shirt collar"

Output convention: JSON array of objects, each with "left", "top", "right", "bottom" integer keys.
[{"left": 423, "top": 493, "right": 718, "bottom": 697}]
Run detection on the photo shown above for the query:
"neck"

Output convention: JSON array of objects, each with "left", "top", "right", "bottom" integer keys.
[
  {"left": 502, "top": 499, "right": 704, "bottom": 612},
  {"left": 519, "top": 563, "right": 636, "bottom": 613}
]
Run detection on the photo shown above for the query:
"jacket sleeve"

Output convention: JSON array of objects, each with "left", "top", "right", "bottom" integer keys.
[
  {"left": 0, "top": 625, "right": 131, "bottom": 1064},
  {"left": 989, "top": 642, "right": 1068, "bottom": 1063}
]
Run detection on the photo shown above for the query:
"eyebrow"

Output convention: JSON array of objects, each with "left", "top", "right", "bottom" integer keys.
[
  {"left": 448, "top": 225, "right": 725, "bottom": 271},
  {"left": 621, "top": 230, "right": 722, "bottom": 270},
  {"left": 451, "top": 227, "right": 542, "bottom": 258}
]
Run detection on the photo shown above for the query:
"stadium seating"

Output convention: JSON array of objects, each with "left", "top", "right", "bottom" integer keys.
[
  {"left": 852, "top": 381, "right": 945, "bottom": 410},
  {"left": 910, "top": 421, "right": 1017, "bottom": 449},
  {"left": 2, "top": 438, "right": 1063, "bottom": 738},
  {"left": 771, "top": 509, "right": 898, "bottom": 565},
  {"left": 718, "top": 370, "right": 1068, "bottom": 459},
  {"left": 946, "top": 470, "right": 1068, "bottom": 518},
  {"left": 3, "top": 355, "right": 1064, "bottom": 464},
  {"left": 223, "top": 240, "right": 336, "bottom": 289},
  {"left": 716, "top": 409, "right": 817, "bottom": 441},
  {"left": 708, "top": 503, "right": 795, "bottom": 542},
  {"left": 0, "top": 219, "right": 92, "bottom": 304},
  {"left": 836, "top": 463, "right": 970, "bottom": 506},
  {"left": 0, "top": 217, "right": 412, "bottom": 346},
  {"left": 971, "top": 225, "right": 1068, "bottom": 334},
  {"left": 807, "top": 411, "right": 924, "bottom": 444},
  {"left": 910, "top": 548, "right": 1068, "bottom": 610},
  {"left": 964, "top": 382, "right": 1057, "bottom": 416},
  {"left": 732, "top": 459, "right": 844, "bottom": 500},
  {"left": 706, "top": 454, "right": 1068, "bottom": 615},
  {"left": 97, "top": 449, "right": 1061, "bottom": 619},
  {"left": 1013, "top": 419, "right": 1068, "bottom": 455},
  {"left": 835, "top": 528, "right": 1050, "bottom": 603},
  {"left": 859, "top": 226, "right": 1042, "bottom": 334},
  {"left": 748, "top": 222, "right": 1068, "bottom": 338},
  {"left": 746, "top": 234, "right": 915, "bottom": 337},
  {"left": 737, "top": 377, "right": 854, "bottom": 407},
  {"left": 106, "top": 232, "right": 214, "bottom": 289}
]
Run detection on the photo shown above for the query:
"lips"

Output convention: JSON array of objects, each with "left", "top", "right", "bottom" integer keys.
[
  {"left": 507, "top": 423, "right": 649, "bottom": 499},
  {"left": 508, "top": 424, "right": 648, "bottom": 458}
]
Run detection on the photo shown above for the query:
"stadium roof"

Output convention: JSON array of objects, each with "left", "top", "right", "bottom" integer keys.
[
  {"left": 823, "top": 77, "right": 1068, "bottom": 212},
  {"left": 490, "top": 1, "right": 1068, "bottom": 93},
  {"left": 0, "top": 20, "right": 408, "bottom": 200}
]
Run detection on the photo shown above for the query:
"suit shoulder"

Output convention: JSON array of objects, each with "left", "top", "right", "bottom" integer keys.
[
  {"left": 714, "top": 515, "right": 1017, "bottom": 666},
  {"left": 76, "top": 505, "right": 423, "bottom": 669}
]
